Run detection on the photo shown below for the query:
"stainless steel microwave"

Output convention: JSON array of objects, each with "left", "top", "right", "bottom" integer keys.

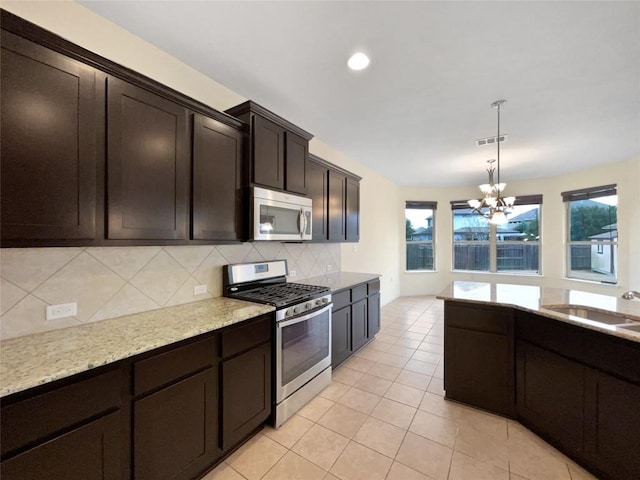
[{"left": 251, "top": 186, "right": 312, "bottom": 241}]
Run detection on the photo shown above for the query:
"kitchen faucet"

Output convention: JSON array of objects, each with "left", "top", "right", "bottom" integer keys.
[{"left": 621, "top": 290, "right": 640, "bottom": 300}]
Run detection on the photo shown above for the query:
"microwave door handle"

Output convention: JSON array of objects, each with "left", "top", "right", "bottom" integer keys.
[
  {"left": 302, "top": 209, "right": 309, "bottom": 237},
  {"left": 299, "top": 209, "right": 305, "bottom": 238}
]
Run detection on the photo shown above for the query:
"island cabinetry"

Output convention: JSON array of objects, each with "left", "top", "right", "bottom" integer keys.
[
  {"left": 331, "top": 279, "right": 381, "bottom": 368},
  {"left": 220, "top": 315, "right": 272, "bottom": 450},
  {"left": 308, "top": 154, "right": 361, "bottom": 243},
  {"left": 225, "top": 101, "right": 312, "bottom": 195},
  {"left": 132, "top": 336, "right": 220, "bottom": 480},
  {"left": 1, "top": 30, "right": 100, "bottom": 243},
  {"left": 0, "top": 367, "right": 124, "bottom": 480},
  {"left": 515, "top": 310, "right": 640, "bottom": 480},
  {"left": 444, "top": 302, "right": 515, "bottom": 417}
]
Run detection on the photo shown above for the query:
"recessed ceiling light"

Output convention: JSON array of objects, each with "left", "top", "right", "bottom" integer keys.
[{"left": 347, "top": 52, "right": 370, "bottom": 71}]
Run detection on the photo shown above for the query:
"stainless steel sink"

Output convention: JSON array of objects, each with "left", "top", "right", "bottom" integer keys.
[
  {"left": 619, "top": 324, "right": 640, "bottom": 333},
  {"left": 541, "top": 305, "right": 636, "bottom": 325}
]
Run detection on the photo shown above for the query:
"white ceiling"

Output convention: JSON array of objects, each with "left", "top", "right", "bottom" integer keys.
[{"left": 80, "top": 1, "right": 640, "bottom": 187}]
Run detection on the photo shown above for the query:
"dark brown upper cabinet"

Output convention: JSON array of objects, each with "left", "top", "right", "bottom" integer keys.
[
  {"left": 328, "top": 170, "right": 346, "bottom": 241},
  {"left": 345, "top": 176, "right": 360, "bottom": 242},
  {"left": 106, "top": 77, "right": 190, "bottom": 240},
  {"left": 225, "top": 101, "right": 313, "bottom": 195},
  {"left": 0, "top": 30, "right": 100, "bottom": 243},
  {"left": 192, "top": 114, "right": 243, "bottom": 241},
  {"left": 1, "top": 10, "right": 247, "bottom": 247},
  {"left": 307, "top": 157, "right": 329, "bottom": 241},
  {"left": 285, "top": 131, "right": 309, "bottom": 195},
  {"left": 311, "top": 154, "right": 361, "bottom": 243}
]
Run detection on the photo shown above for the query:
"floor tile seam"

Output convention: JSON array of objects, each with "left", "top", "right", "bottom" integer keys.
[
  {"left": 253, "top": 445, "right": 289, "bottom": 480},
  {"left": 387, "top": 456, "right": 439, "bottom": 480},
  {"left": 407, "top": 420, "right": 460, "bottom": 452},
  {"left": 225, "top": 461, "right": 251, "bottom": 480}
]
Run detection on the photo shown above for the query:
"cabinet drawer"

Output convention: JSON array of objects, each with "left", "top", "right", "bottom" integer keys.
[
  {"left": 445, "top": 302, "right": 512, "bottom": 335},
  {"left": 221, "top": 315, "right": 271, "bottom": 359},
  {"left": 367, "top": 280, "right": 380, "bottom": 295},
  {"left": 352, "top": 284, "right": 367, "bottom": 302},
  {"left": 134, "top": 336, "right": 217, "bottom": 396},
  {"left": 1, "top": 368, "right": 121, "bottom": 457},
  {"left": 332, "top": 290, "right": 351, "bottom": 311}
]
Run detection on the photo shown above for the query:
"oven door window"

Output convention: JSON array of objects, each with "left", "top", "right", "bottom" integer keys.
[
  {"left": 259, "top": 204, "right": 301, "bottom": 236},
  {"left": 281, "top": 308, "right": 330, "bottom": 386}
]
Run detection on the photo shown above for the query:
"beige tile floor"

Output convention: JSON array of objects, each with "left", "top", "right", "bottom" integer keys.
[{"left": 203, "top": 296, "right": 600, "bottom": 480}]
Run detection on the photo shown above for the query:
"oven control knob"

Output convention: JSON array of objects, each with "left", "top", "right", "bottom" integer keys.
[
  {"left": 305, "top": 302, "right": 313, "bottom": 310},
  {"left": 322, "top": 297, "right": 329, "bottom": 304},
  {"left": 315, "top": 299, "right": 322, "bottom": 306},
  {"left": 293, "top": 306, "right": 301, "bottom": 314},
  {"left": 285, "top": 308, "right": 292, "bottom": 317}
]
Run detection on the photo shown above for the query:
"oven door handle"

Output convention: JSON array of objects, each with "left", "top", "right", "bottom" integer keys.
[{"left": 277, "top": 303, "right": 333, "bottom": 328}]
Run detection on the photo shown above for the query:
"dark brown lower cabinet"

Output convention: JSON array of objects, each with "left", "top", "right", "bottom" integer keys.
[
  {"left": 583, "top": 369, "right": 640, "bottom": 480},
  {"left": 133, "top": 368, "right": 220, "bottom": 480},
  {"left": 332, "top": 307, "right": 352, "bottom": 367},
  {"left": 222, "top": 342, "right": 271, "bottom": 450},
  {"left": 444, "top": 302, "right": 514, "bottom": 417},
  {"left": 444, "top": 301, "right": 640, "bottom": 480},
  {"left": 516, "top": 341, "right": 584, "bottom": 456},
  {"left": 351, "top": 299, "right": 368, "bottom": 352},
  {"left": 0, "top": 411, "right": 121, "bottom": 480},
  {"left": 0, "top": 314, "right": 274, "bottom": 480},
  {"left": 368, "top": 292, "right": 381, "bottom": 338}
]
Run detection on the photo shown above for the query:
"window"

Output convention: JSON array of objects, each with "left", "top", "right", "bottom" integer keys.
[
  {"left": 562, "top": 184, "right": 617, "bottom": 283},
  {"left": 451, "top": 195, "right": 542, "bottom": 273},
  {"left": 406, "top": 201, "right": 436, "bottom": 271}
]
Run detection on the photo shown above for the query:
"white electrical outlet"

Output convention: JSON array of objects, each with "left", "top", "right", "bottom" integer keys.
[
  {"left": 46, "top": 302, "right": 77, "bottom": 321},
  {"left": 326, "top": 264, "right": 333, "bottom": 272},
  {"left": 289, "top": 270, "right": 297, "bottom": 277},
  {"left": 194, "top": 284, "right": 208, "bottom": 295}
]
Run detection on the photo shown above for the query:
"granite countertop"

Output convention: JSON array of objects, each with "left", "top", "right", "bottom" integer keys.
[
  {"left": 0, "top": 297, "right": 274, "bottom": 398},
  {"left": 437, "top": 281, "right": 640, "bottom": 344},
  {"left": 301, "top": 272, "right": 381, "bottom": 292}
]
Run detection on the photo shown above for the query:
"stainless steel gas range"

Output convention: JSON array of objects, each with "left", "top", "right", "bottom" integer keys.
[{"left": 223, "top": 260, "right": 332, "bottom": 427}]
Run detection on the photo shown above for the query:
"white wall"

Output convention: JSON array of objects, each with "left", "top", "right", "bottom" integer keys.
[{"left": 400, "top": 157, "right": 640, "bottom": 296}]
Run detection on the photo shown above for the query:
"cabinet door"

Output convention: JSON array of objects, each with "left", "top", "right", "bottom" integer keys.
[
  {"left": 351, "top": 299, "right": 368, "bottom": 352},
  {"left": 516, "top": 341, "right": 584, "bottom": 456},
  {"left": 285, "top": 132, "right": 308, "bottom": 195},
  {"left": 308, "top": 159, "right": 328, "bottom": 241},
  {"left": 107, "top": 77, "right": 189, "bottom": 240},
  {"left": 192, "top": 113, "right": 243, "bottom": 241},
  {"left": 332, "top": 307, "right": 351, "bottom": 368},
  {"left": 584, "top": 368, "right": 640, "bottom": 480},
  {"left": 1, "top": 31, "right": 98, "bottom": 242},
  {"left": 445, "top": 327, "right": 513, "bottom": 416},
  {"left": 345, "top": 177, "right": 360, "bottom": 242},
  {"left": 368, "top": 292, "right": 381, "bottom": 338},
  {"left": 1, "top": 411, "right": 121, "bottom": 480},
  {"left": 252, "top": 114, "right": 285, "bottom": 189},
  {"left": 222, "top": 342, "right": 271, "bottom": 450},
  {"left": 327, "top": 170, "right": 346, "bottom": 241},
  {"left": 133, "top": 368, "right": 220, "bottom": 480}
]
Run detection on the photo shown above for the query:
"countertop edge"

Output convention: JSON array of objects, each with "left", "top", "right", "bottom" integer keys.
[{"left": 437, "top": 283, "right": 640, "bottom": 344}]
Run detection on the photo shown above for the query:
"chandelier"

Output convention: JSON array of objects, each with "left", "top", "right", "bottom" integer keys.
[{"left": 468, "top": 99, "right": 515, "bottom": 225}]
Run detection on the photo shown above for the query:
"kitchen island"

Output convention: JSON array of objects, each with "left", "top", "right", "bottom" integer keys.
[{"left": 438, "top": 281, "right": 640, "bottom": 480}]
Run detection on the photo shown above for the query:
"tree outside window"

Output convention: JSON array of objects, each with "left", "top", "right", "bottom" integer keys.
[{"left": 562, "top": 185, "right": 617, "bottom": 283}]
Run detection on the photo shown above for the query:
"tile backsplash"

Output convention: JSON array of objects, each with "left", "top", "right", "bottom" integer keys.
[{"left": 0, "top": 243, "right": 340, "bottom": 340}]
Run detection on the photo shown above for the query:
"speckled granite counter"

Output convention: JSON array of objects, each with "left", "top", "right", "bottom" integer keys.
[
  {"left": 301, "top": 272, "right": 380, "bottom": 292},
  {"left": 437, "top": 281, "right": 640, "bottom": 343},
  {"left": 0, "top": 297, "right": 274, "bottom": 398}
]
